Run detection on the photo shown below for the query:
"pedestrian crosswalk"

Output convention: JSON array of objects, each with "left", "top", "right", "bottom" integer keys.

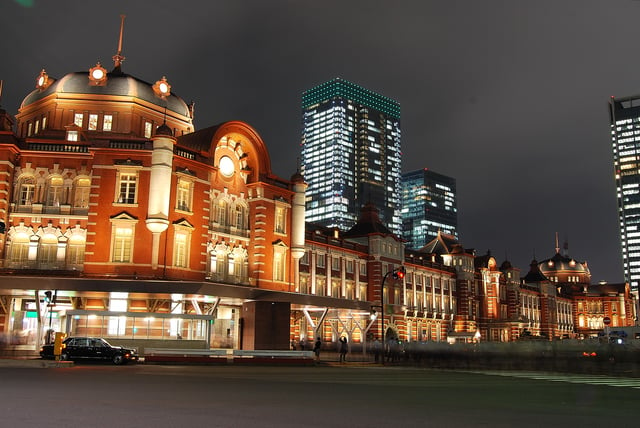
[{"left": 468, "top": 370, "right": 640, "bottom": 389}]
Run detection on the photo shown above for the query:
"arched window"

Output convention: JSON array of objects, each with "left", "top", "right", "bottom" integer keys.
[
  {"left": 8, "top": 233, "right": 30, "bottom": 266},
  {"left": 234, "top": 203, "right": 248, "bottom": 230},
  {"left": 228, "top": 247, "right": 248, "bottom": 284},
  {"left": 45, "top": 176, "right": 64, "bottom": 207},
  {"left": 67, "top": 233, "right": 86, "bottom": 267},
  {"left": 16, "top": 176, "right": 36, "bottom": 208},
  {"left": 215, "top": 250, "right": 227, "bottom": 278},
  {"left": 216, "top": 199, "right": 228, "bottom": 226},
  {"left": 73, "top": 176, "right": 91, "bottom": 211},
  {"left": 38, "top": 234, "right": 59, "bottom": 267},
  {"left": 273, "top": 245, "right": 287, "bottom": 282},
  {"left": 173, "top": 222, "right": 193, "bottom": 269}
]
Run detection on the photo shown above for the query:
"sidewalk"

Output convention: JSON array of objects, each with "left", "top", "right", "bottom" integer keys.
[{"left": 0, "top": 357, "right": 73, "bottom": 368}]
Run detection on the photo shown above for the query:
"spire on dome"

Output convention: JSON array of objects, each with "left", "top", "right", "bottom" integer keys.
[{"left": 112, "top": 14, "right": 126, "bottom": 73}]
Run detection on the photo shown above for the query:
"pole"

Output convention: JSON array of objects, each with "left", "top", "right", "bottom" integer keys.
[{"left": 380, "top": 271, "right": 391, "bottom": 366}]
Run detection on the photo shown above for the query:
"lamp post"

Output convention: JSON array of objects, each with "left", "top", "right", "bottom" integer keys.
[{"left": 380, "top": 266, "right": 405, "bottom": 366}]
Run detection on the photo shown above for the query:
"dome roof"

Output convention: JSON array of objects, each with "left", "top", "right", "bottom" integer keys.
[
  {"left": 539, "top": 252, "right": 589, "bottom": 275},
  {"left": 21, "top": 71, "right": 191, "bottom": 118}
]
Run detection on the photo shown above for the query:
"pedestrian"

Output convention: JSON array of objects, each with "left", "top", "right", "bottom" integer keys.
[
  {"left": 313, "top": 337, "right": 322, "bottom": 359},
  {"left": 339, "top": 336, "right": 348, "bottom": 362},
  {"left": 372, "top": 337, "right": 381, "bottom": 363}
]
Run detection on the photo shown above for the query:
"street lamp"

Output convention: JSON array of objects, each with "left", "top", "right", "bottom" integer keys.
[{"left": 380, "top": 266, "right": 405, "bottom": 366}]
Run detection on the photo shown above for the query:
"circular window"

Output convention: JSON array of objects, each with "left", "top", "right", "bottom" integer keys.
[
  {"left": 92, "top": 68, "right": 105, "bottom": 80},
  {"left": 219, "top": 156, "right": 235, "bottom": 177}
]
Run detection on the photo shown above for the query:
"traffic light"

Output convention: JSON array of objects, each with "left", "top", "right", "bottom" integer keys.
[{"left": 393, "top": 266, "right": 406, "bottom": 280}]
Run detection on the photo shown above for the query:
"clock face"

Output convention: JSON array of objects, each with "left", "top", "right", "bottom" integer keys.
[
  {"left": 38, "top": 76, "right": 45, "bottom": 87},
  {"left": 219, "top": 156, "right": 235, "bottom": 177},
  {"left": 159, "top": 82, "right": 169, "bottom": 94},
  {"left": 92, "top": 68, "right": 105, "bottom": 80}
]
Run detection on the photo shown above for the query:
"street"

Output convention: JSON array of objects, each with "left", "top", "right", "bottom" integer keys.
[{"left": 3, "top": 364, "right": 639, "bottom": 427}]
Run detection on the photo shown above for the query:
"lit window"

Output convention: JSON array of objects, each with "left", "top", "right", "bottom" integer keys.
[
  {"left": 144, "top": 121, "right": 153, "bottom": 138},
  {"left": 66, "top": 234, "right": 86, "bottom": 266},
  {"left": 38, "top": 234, "right": 59, "bottom": 266},
  {"left": 45, "top": 176, "right": 64, "bottom": 207},
  {"left": 27, "top": 122, "right": 33, "bottom": 136},
  {"left": 66, "top": 130, "right": 78, "bottom": 141},
  {"left": 112, "top": 226, "right": 133, "bottom": 263},
  {"left": 173, "top": 232, "right": 189, "bottom": 268},
  {"left": 234, "top": 204, "right": 248, "bottom": 230},
  {"left": 275, "top": 206, "right": 286, "bottom": 234},
  {"left": 332, "top": 257, "right": 340, "bottom": 270},
  {"left": 176, "top": 179, "right": 193, "bottom": 212},
  {"left": 74, "top": 113, "right": 83, "bottom": 127},
  {"left": 9, "top": 233, "right": 30, "bottom": 265},
  {"left": 108, "top": 292, "right": 128, "bottom": 335},
  {"left": 88, "top": 114, "right": 98, "bottom": 131},
  {"left": 215, "top": 199, "right": 228, "bottom": 226},
  {"left": 103, "top": 115, "right": 113, "bottom": 131},
  {"left": 116, "top": 172, "right": 137, "bottom": 204},
  {"left": 273, "top": 247, "right": 286, "bottom": 281},
  {"left": 359, "top": 263, "right": 366, "bottom": 275},
  {"left": 42, "top": 116, "right": 47, "bottom": 130},
  {"left": 34, "top": 120, "right": 40, "bottom": 134},
  {"left": 73, "top": 177, "right": 91, "bottom": 209},
  {"left": 17, "top": 176, "right": 35, "bottom": 206}
]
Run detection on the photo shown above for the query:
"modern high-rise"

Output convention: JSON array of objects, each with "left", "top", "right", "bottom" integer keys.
[
  {"left": 301, "top": 78, "right": 402, "bottom": 236},
  {"left": 609, "top": 95, "right": 640, "bottom": 294},
  {"left": 401, "top": 168, "right": 458, "bottom": 250}
]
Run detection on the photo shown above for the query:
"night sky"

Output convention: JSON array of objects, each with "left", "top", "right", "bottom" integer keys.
[{"left": 2, "top": 0, "right": 639, "bottom": 283}]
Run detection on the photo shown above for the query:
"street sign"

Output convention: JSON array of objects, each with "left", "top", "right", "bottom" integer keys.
[{"left": 603, "top": 316, "right": 611, "bottom": 326}]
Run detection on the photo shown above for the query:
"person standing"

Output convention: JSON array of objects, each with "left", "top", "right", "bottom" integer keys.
[{"left": 339, "top": 336, "right": 348, "bottom": 362}]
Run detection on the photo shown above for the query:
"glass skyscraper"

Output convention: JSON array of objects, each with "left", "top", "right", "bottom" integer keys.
[
  {"left": 609, "top": 95, "right": 640, "bottom": 294},
  {"left": 301, "top": 78, "right": 402, "bottom": 235},
  {"left": 401, "top": 168, "right": 458, "bottom": 250}
]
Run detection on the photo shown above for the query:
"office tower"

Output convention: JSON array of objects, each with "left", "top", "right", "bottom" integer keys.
[
  {"left": 401, "top": 168, "right": 458, "bottom": 249},
  {"left": 301, "top": 78, "right": 402, "bottom": 236},
  {"left": 610, "top": 95, "right": 640, "bottom": 294}
]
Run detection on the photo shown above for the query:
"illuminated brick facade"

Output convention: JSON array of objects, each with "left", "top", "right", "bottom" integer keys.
[{"left": 0, "top": 22, "right": 634, "bottom": 355}]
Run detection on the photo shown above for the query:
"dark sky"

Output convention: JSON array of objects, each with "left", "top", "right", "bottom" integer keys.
[{"left": 2, "top": 0, "right": 639, "bottom": 283}]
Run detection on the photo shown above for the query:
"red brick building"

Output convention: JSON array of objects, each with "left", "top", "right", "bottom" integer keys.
[{"left": 0, "top": 22, "right": 634, "bottom": 356}]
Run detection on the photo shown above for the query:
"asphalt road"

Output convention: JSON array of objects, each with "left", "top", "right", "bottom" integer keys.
[{"left": 3, "top": 364, "right": 639, "bottom": 428}]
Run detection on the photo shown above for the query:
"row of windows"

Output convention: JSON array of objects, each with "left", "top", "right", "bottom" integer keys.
[
  {"left": 300, "top": 252, "right": 367, "bottom": 275},
  {"left": 73, "top": 112, "right": 113, "bottom": 132},
  {"left": 6, "top": 224, "right": 86, "bottom": 270},
  {"left": 5, "top": 221, "right": 287, "bottom": 285},
  {"left": 24, "top": 114, "right": 48, "bottom": 137},
  {"left": 14, "top": 174, "right": 90, "bottom": 212}
]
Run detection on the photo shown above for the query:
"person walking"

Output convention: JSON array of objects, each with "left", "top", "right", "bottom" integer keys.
[
  {"left": 339, "top": 336, "right": 348, "bottom": 363},
  {"left": 313, "top": 337, "right": 322, "bottom": 360}
]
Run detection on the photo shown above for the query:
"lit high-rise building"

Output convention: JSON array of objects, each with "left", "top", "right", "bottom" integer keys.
[
  {"left": 401, "top": 168, "right": 458, "bottom": 250},
  {"left": 609, "top": 95, "right": 640, "bottom": 294},
  {"left": 301, "top": 78, "right": 402, "bottom": 236}
]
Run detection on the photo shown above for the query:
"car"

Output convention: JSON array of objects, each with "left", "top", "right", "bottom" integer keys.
[{"left": 40, "top": 337, "right": 139, "bottom": 365}]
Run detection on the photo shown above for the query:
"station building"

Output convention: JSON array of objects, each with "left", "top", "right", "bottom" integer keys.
[{"left": 0, "top": 23, "right": 635, "bottom": 355}]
